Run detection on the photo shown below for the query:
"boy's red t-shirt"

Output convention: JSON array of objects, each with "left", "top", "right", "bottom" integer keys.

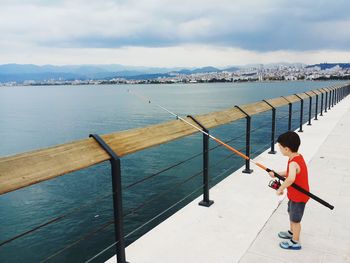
[{"left": 286, "top": 154, "right": 310, "bottom": 203}]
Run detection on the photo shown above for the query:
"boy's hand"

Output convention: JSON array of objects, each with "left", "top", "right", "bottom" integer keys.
[
  {"left": 268, "top": 171, "right": 275, "bottom": 178},
  {"left": 276, "top": 187, "right": 284, "bottom": 195}
]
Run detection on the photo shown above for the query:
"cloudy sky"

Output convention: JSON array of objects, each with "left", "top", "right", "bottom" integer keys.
[{"left": 1, "top": 0, "right": 350, "bottom": 67}]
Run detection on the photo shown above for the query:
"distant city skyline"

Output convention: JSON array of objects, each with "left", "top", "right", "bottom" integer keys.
[
  {"left": 1, "top": 0, "right": 350, "bottom": 67},
  {"left": 1, "top": 62, "right": 349, "bottom": 86}
]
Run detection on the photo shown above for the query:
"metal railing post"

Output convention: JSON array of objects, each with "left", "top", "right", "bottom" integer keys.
[
  {"left": 319, "top": 90, "right": 324, "bottom": 116},
  {"left": 324, "top": 89, "right": 328, "bottom": 113},
  {"left": 294, "top": 94, "right": 304, "bottom": 132},
  {"left": 187, "top": 115, "right": 214, "bottom": 207},
  {"left": 281, "top": 97, "right": 292, "bottom": 130},
  {"left": 288, "top": 102, "right": 292, "bottom": 130},
  {"left": 305, "top": 94, "right": 312, "bottom": 125},
  {"left": 335, "top": 88, "right": 338, "bottom": 104},
  {"left": 337, "top": 87, "right": 339, "bottom": 103},
  {"left": 234, "top": 106, "right": 253, "bottom": 173},
  {"left": 335, "top": 87, "right": 338, "bottom": 104},
  {"left": 332, "top": 88, "right": 335, "bottom": 107},
  {"left": 345, "top": 86, "right": 347, "bottom": 98},
  {"left": 262, "top": 100, "right": 277, "bottom": 154},
  {"left": 329, "top": 88, "right": 332, "bottom": 110},
  {"left": 311, "top": 91, "right": 319, "bottom": 120},
  {"left": 89, "top": 134, "right": 128, "bottom": 263},
  {"left": 340, "top": 87, "right": 343, "bottom": 100},
  {"left": 342, "top": 86, "right": 344, "bottom": 100}
]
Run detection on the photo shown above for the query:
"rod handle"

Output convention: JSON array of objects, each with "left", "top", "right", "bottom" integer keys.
[{"left": 265, "top": 168, "right": 334, "bottom": 210}]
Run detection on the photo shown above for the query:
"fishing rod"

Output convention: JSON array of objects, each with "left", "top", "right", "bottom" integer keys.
[{"left": 128, "top": 89, "right": 334, "bottom": 210}]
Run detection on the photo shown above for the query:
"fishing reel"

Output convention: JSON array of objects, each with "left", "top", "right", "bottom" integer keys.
[{"left": 268, "top": 179, "right": 281, "bottom": 190}]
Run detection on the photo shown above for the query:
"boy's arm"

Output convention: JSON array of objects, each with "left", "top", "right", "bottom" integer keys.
[
  {"left": 276, "top": 162, "right": 297, "bottom": 195},
  {"left": 269, "top": 170, "right": 287, "bottom": 178},
  {"left": 278, "top": 170, "right": 287, "bottom": 177}
]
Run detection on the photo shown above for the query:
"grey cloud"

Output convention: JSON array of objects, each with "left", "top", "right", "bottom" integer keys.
[{"left": 1, "top": 0, "right": 350, "bottom": 52}]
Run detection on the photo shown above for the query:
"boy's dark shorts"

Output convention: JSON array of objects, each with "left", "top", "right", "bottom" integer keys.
[{"left": 288, "top": 200, "right": 306, "bottom": 223}]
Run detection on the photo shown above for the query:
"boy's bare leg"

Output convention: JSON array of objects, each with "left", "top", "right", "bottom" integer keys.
[{"left": 291, "top": 221, "right": 301, "bottom": 241}]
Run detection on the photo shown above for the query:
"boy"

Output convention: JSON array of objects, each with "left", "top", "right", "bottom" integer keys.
[{"left": 269, "top": 131, "right": 310, "bottom": 250}]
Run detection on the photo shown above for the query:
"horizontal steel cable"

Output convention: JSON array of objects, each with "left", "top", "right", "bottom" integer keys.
[
  {"left": 42, "top": 180, "right": 205, "bottom": 262},
  {"left": 40, "top": 219, "right": 115, "bottom": 263},
  {"left": 124, "top": 169, "right": 203, "bottom": 217},
  {"left": 208, "top": 146, "right": 246, "bottom": 170},
  {"left": 126, "top": 132, "right": 247, "bottom": 189},
  {"left": 85, "top": 184, "right": 204, "bottom": 263},
  {"left": 209, "top": 138, "right": 274, "bottom": 183},
  {"left": 124, "top": 184, "right": 203, "bottom": 239},
  {"left": 40, "top": 171, "right": 204, "bottom": 261},
  {"left": 127, "top": 109, "right": 299, "bottom": 190},
  {"left": 126, "top": 108, "right": 301, "bottom": 190},
  {"left": 0, "top": 191, "right": 113, "bottom": 248},
  {"left": 251, "top": 139, "right": 275, "bottom": 156},
  {"left": 209, "top": 159, "right": 243, "bottom": 182}
]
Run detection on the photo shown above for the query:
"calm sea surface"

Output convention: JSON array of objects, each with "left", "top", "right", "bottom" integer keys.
[{"left": 0, "top": 81, "right": 343, "bottom": 262}]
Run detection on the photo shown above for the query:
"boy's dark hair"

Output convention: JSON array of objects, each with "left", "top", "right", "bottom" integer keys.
[{"left": 277, "top": 131, "right": 300, "bottom": 152}]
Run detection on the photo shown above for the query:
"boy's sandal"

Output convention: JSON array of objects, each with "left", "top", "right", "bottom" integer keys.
[
  {"left": 278, "top": 231, "right": 293, "bottom": 239},
  {"left": 279, "top": 240, "right": 302, "bottom": 250}
]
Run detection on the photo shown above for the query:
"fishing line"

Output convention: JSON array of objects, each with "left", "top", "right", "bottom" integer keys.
[{"left": 127, "top": 89, "right": 334, "bottom": 210}]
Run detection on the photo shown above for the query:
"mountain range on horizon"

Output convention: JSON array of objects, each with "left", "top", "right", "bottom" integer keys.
[
  {"left": 0, "top": 63, "right": 349, "bottom": 83},
  {"left": 0, "top": 64, "right": 233, "bottom": 82}
]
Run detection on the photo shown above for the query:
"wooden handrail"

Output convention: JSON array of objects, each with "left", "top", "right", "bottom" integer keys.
[{"left": 0, "top": 84, "right": 347, "bottom": 195}]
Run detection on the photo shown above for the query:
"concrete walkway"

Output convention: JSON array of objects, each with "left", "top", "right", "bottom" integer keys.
[{"left": 107, "top": 95, "right": 350, "bottom": 263}]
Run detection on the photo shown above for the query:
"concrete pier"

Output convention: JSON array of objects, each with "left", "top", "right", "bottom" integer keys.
[{"left": 107, "top": 95, "right": 350, "bottom": 263}]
